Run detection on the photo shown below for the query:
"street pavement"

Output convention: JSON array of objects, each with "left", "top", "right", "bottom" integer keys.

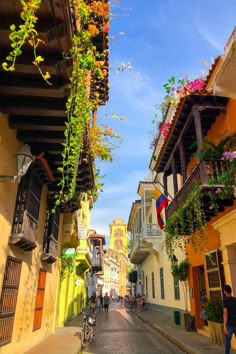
[
  {"left": 81, "top": 303, "right": 184, "bottom": 353},
  {"left": 25, "top": 302, "right": 236, "bottom": 354}
]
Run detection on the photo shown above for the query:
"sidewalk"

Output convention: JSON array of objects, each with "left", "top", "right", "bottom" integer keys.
[
  {"left": 130, "top": 306, "right": 236, "bottom": 354},
  {"left": 24, "top": 314, "right": 83, "bottom": 354}
]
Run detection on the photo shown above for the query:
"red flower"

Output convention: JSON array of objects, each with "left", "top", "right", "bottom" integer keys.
[{"left": 103, "top": 22, "right": 110, "bottom": 32}]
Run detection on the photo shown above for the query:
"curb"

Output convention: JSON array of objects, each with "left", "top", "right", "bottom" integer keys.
[{"left": 133, "top": 312, "right": 197, "bottom": 354}]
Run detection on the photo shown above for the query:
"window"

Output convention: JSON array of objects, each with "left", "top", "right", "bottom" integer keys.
[
  {"left": 33, "top": 270, "right": 46, "bottom": 331},
  {"left": 205, "top": 249, "right": 225, "bottom": 302},
  {"left": 43, "top": 209, "right": 60, "bottom": 256},
  {"left": 0, "top": 257, "right": 22, "bottom": 346},
  {"left": 160, "top": 267, "right": 165, "bottom": 299},
  {"left": 173, "top": 276, "right": 180, "bottom": 300},
  {"left": 151, "top": 272, "right": 155, "bottom": 299},
  {"left": 11, "top": 167, "right": 42, "bottom": 243},
  {"left": 145, "top": 275, "right": 148, "bottom": 298}
]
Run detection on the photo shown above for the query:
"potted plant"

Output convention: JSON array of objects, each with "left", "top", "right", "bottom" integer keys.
[
  {"left": 204, "top": 298, "right": 224, "bottom": 345},
  {"left": 171, "top": 259, "right": 194, "bottom": 331}
]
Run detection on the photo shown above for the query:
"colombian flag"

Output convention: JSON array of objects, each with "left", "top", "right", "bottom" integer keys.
[{"left": 155, "top": 188, "right": 169, "bottom": 230}]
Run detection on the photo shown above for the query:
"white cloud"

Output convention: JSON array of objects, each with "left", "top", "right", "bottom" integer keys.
[{"left": 195, "top": 25, "right": 223, "bottom": 52}]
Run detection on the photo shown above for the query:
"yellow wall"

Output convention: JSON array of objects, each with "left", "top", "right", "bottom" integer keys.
[{"left": 0, "top": 115, "right": 63, "bottom": 354}]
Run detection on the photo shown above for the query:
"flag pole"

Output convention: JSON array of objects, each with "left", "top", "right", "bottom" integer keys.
[{"left": 153, "top": 181, "right": 174, "bottom": 201}]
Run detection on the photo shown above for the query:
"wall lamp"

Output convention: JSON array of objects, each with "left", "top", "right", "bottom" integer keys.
[
  {"left": 172, "top": 255, "right": 178, "bottom": 266},
  {"left": 0, "top": 144, "right": 34, "bottom": 183}
]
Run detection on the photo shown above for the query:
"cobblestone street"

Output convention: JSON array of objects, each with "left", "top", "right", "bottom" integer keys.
[{"left": 81, "top": 302, "right": 184, "bottom": 354}]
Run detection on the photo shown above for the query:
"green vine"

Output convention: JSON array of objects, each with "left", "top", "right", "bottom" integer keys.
[
  {"left": 53, "top": 0, "right": 119, "bottom": 210},
  {"left": 2, "top": 0, "right": 122, "bottom": 211},
  {"left": 164, "top": 182, "right": 208, "bottom": 259},
  {"left": 2, "top": 0, "right": 51, "bottom": 84}
]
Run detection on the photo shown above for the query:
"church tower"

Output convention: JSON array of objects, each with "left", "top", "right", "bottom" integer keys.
[{"left": 109, "top": 218, "right": 128, "bottom": 257}]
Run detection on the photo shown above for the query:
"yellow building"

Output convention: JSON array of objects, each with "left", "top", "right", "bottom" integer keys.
[
  {"left": 109, "top": 218, "right": 129, "bottom": 296},
  {"left": 0, "top": 1, "right": 109, "bottom": 353},
  {"left": 110, "top": 218, "right": 129, "bottom": 257}
]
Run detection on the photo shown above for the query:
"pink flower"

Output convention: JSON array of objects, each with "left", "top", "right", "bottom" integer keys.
[{"left": 185, "top": 78, "right": 205, "bottom": 92}]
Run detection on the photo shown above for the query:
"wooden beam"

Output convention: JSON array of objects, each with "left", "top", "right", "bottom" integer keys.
[
  {"left": 10, "top": 123, "right": 65, "bottom": 132},
  {"left": 0, "top": 85, "right": 68, "bottom": 98}
]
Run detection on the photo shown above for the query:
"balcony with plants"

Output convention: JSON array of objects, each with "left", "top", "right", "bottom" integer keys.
[
  {"left": 150, "top": 68, "right": 236, "bottom": 259},
  {"left": 0, "top": 0, "right": 117, "bottom": 214}
]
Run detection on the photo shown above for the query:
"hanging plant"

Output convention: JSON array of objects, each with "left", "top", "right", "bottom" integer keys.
[
  {"left": 164, "top": 182, "right": 209, "bottom": 259},
  {"left": 2, "top": 0, "right": 51, "bottom": 84},
  {"left": 52, "top": 0, "right": 122, "bottom": 210},
  {"left": 2, "top": 0, "right": 122, "bottom": 211},
  {"left": 171, "top": 259, "right": 190, "bottom": 281}
]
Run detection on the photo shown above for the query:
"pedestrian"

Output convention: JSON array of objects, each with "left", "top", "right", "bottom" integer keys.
[
  {"left": 142, "top": 294, "right": 146, "bottom": 309},
  {"left": 223, "top": 284, "right": 236, "bottom": 354},
  {"left": 99, "top": 294, "right": 103, "bottom": 308},
  {"left": 131, "top": 294, "right": 136, "bottom": 310},
  {"left": 103, "top": 292, "right": 110, "bottom": 316},
  {"left": 89, "top": 292, "right": 97, "bottom": 314},
  {"left": 136, "top": 293, "right": 142, "bottom": 312}
]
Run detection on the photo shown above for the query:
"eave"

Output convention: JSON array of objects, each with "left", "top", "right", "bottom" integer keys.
[
  {"left": 153, "top": 94, "right": 228, "bottom": 175},
  {"left": 0, "top": 0, "right": 109, "bottom": 210},
  {"left": 213, "top": 27, "right": 236, "bottom": 99}
]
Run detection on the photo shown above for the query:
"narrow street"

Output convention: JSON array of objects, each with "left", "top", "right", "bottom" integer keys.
[{"left": 81, "top": 302, "right": 184, "bottom": 354}]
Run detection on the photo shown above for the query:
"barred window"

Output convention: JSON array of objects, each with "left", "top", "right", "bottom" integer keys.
[
  {"left": 146, "top": 275, "right": 148, "bottom": 298},
  {"left": 174, "top": 276, "right": 180, "bottom": 300},
  {"left": 160, "top": 267, "right": 165, "bottom": 299},
  {"left": 0, "top": 257, "right": 22, "bottom": 346},
  {"left": 151, "top": 272, "right": 155, "bottom": 299}
]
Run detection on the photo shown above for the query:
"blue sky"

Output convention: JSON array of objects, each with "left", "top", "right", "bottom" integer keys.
[{"left": 90, "top": 0, "right": 236, "bottom": 242}]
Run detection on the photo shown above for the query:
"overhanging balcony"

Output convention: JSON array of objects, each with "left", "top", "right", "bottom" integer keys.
[
  {"left": 166, "top": 160, "right": 235, "bottom": 220},
  {"left": 130, "top": 223, "right": 163, "bottom": 264},
  {"left": 130, "top": 237, "right": 149, "bottom": 264},
  {"left": 9, "top": 210, "right": 37, "bottom": 251}
]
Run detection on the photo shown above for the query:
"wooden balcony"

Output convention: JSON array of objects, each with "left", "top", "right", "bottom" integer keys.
[
  {"left": 41, "top": 236, "right": 57, "bottom": 264},
  {"left": 92, "top": 257, "right": 102, "bottom": 272},
  {"left": 9, "top": 211, "right": 37, "bottom": 251},
  {"left": 166, "top": 160, "right": 235, "bottom": 220}
]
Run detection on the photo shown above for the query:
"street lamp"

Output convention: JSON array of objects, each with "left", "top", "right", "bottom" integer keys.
[{"left": 0, "top": 144, "right": 34, "bottom": 183}]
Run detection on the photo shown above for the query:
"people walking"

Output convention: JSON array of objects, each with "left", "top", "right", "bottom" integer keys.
[
  {"left": 142, "top": 294, "right": 146, "bottom": 309},
  {"left": 103, "top": 292, "right": 110, "bottom": 316},
  {"left": 136, "top": 293, "right": 142, "bottom": 312},
  {"left": 99, "top": 294, "right": 103, "bottom": 309},
  {"left": 223, "top": 284, "right": 236, "bottom": 354}
]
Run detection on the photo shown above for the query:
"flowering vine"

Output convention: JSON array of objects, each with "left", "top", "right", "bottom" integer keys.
[
  {"left": 2, "top": 0, "right": 51, "bottom": 84},
  {"left": 151, "top": 73, "right": 206, "bottom": 153},
  {"left": 2, "top": 0, "right": 122, "bottom": 210}
]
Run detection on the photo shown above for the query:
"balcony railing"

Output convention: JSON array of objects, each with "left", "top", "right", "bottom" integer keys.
[
  {"left": 9, "top": 210, "right": 37, "bottom": 251},
  {"left": 166, "top": 160, "right": 234, "bottom": 219},
  {"left": 141, "top": 223, "right": 162, "bottom": 238}
]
